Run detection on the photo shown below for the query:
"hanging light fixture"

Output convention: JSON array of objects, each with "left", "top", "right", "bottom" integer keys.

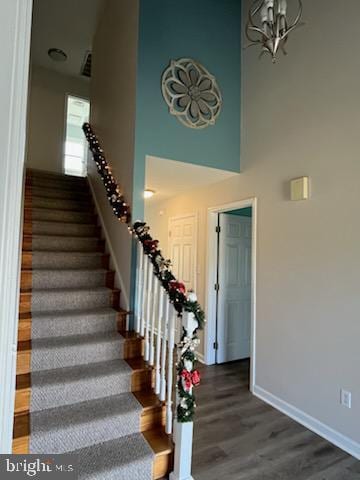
[{"left": 245, "top": 0, "right": 303, "bottom": 62}]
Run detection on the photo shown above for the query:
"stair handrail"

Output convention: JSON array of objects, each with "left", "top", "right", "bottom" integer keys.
[{"left": 83, "top": 123, "right": 205, "bottom": 480}]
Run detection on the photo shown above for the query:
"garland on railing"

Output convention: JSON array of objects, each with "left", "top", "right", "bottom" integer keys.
[
  {"left": 82, "top": 123, "right": 131, "bottom": 223},
  {"left": 83, "top": 123, "right": 205, "bottom": 423}
]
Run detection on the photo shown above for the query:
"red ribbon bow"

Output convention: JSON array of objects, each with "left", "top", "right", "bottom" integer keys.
[
  {"left": 180, "top": 369, "right": 201, "bottom": 391},
  {"left": 143, "top": 239, "right": 159, "bottom": 252},
  {"left": 169, "top": 280, "right": 186, "bottom": 294}
]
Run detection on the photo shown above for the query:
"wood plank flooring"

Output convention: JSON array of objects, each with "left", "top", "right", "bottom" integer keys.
[{"left": 192, "top": 361, "right": 360, "bottom": 480}]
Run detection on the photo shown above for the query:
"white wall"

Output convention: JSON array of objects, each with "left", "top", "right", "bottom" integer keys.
[
  {"left": 27, "top": 65, "right": 90, "bottom": 173},
  {"left": 145, "top": 0, "right": 360, "bottom": 456},
  {"left": 89, "top": 0, "right": 139, "bottom": 305}
]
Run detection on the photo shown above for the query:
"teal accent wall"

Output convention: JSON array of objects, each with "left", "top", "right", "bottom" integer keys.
[
  {"left": 133, "top": 0, "right": 242, "bottom": 219},
  {"left": 227, "top": 207, "right": 252, "bottom": 217}
]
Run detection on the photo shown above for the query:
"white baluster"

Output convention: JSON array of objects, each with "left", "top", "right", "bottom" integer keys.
[
  {"left": 144, "top": 260, "right": 153, "bottom": 362},
  {"left": 149, "top": 274, "right": 158, "bottom": 366},
  {"left": 135, "top": 241, "right": 144, "bottom": 334},
  {"left": 166, "top": 305, "right": 176, "bottom": 435},
  {"left": 155, "top": 288, "right": 164, "bottom": 395},
  {"left": 140, "top": 255, "right": 148, "bottom": 338},
  {"left": 160, "top": 299, "right": 169, "bottom": 402}
]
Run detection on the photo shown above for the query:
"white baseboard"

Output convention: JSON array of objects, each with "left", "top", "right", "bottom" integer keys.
[
  {"left": 87, "top": 176, "right": 130, "bottom": 311},
  {"left": 253, "top": 384, "right": 360, "bottom": 460},
  {"left": 196, "top": 352, "right": 206, "bottom": 364}
]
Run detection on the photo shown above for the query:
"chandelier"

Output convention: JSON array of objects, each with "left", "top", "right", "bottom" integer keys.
[{"left": 246, "top": 0, "right": 303, "bottom": 62}]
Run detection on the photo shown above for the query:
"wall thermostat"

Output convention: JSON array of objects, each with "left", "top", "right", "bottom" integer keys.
[{"left": 290, "top": 176, "right": 309, "bottom": 201}]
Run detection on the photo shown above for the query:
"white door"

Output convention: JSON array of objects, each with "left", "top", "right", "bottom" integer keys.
[
  {"left": 217, "top": 214, "right": 252, "bottom": 363},
  {"left": 168, "top": 214, "right": 197, "bottom": 292}
]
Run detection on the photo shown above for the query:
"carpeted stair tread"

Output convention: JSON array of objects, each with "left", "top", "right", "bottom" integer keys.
[
  {"left": 31, "top": 207, "right": 95, "bottom": 224},
  {"left": 31, "top": 359, "right": 132, "bottom": 412},
  {"left": 31, "top": 331, "right": 124, "bottom": 371},
  {"left": 30, "top": 186, "right": 91, "bottom": 201},
  {"left": 31, "top": 307, "right": 118, "bottom": 338},
  {"left": 75, "top": 433, "right": 154, "bottom": 480},
  {"left": 31, "top": 220, "right": 98, "bottom": 237},
  {"left": 32, "top": 331, "right": 124, "bottom": 349},
  {"left": 30, "top": 177, "right": 88, "bottom": 191},
  {"left": 31, "top": 286, "right": 114, "bottom": 312},
  {"left": 31, "top": 234, "right": 100, "bottom": 252},
  {"left": 28, "top": 169, "right": 86, "bottom": 181},
  {"left": 31, "top": 195, "right": 92, "bottom": 212},
  {"left": 31, "top": 251, "right": 106, "bottom": 269},
  {"left": 30, "top": 392, "right": 143, "bottom": 453},
  {"left": 31, "top": 269, "right": 109, "bottom": 289}
]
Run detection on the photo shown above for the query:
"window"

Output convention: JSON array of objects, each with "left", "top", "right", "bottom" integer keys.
[{"left": 64, "top": 95, "right": 90, "bottom": 177}]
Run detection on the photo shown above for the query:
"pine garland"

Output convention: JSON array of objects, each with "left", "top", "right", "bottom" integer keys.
[
  {"left": 83, "top": 124, "right": 205, "bottom": 423},
  {"left": 82, "top": 123, "right": 131, "bottom": 223}
]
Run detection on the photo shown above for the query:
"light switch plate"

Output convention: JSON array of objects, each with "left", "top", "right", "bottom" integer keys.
[{"left": 290, "top": 176, "right": 309, "bottom": 201}]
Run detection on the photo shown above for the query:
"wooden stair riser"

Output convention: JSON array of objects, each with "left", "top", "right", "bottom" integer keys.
[
  {"left": 17, "top": 315, "right": 32, "bottom": 342},
  {"left": 19, "top": 293, "right": 31, "bottom": 316},
  {"left": 143, "top": 430, "right": 173, "bottom": 480}
]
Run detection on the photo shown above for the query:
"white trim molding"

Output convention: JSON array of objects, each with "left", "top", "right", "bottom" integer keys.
[
  {"left": 87, "top": 175, "right": 130, "bottom": 311},
  {"left": 204, "top": 198, "right": 257, "bottom": 392},
  {"left": 0, "top": 0, "right": 33, "bottom": 453},
  {"left": 253, "top": 385, "right": 360, "bottom": 460}
]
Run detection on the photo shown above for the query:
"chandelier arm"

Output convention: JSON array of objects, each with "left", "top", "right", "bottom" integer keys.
[
  {"left": 244, "top": 41, "right": 264, "bottom": 50},
  {"left": 245, "top": 30, "right": 263, "bottom": 44},
  {"left": 281, "top": 0, "right": 303, "bottom": 39},
  {"left": 245, "top": 18, "right": 263, "bottom": 43},
  {"left": 247, "top": 25, "right": 271, "bottom": 41}
]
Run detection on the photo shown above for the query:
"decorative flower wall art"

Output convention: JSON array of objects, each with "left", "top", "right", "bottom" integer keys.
[{"left": 161, "top": 58, "right": 222, "bottom": 129}]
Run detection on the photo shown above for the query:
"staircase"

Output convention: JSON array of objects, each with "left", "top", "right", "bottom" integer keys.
[{"left": 14, "top": 169, "right": 172, "bottom": 479}]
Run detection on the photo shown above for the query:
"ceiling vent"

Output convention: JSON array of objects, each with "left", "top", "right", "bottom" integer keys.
[{"left": 81, "top": 51, "right": 92, "bottom": 78}]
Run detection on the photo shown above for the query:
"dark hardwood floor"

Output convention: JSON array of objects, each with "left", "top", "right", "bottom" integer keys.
[{"left": 192, "top": 360, "right": 360, "bottom": 480}]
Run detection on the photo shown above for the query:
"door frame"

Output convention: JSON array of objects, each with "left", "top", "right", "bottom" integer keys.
[
  {"left": 0, "top": 0, "right": 33, "bottom": 453},
  {"left": 168, "top": 213, "right": 198, "bottom": 292},
  {"left": 204, "top": 198, "right": 257, "bottom": 392}
]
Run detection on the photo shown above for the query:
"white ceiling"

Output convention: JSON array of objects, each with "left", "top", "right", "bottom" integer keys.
[
  {"left": 145, "top": 156, "right": 238, "bottom": 203},
  {"left": 31, "top": 0, "right": 106, "bottom": 79}
]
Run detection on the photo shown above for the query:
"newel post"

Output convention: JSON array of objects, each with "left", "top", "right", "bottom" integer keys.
[{"left": 170, "top": 296, "right": 200, "bottom": 480}]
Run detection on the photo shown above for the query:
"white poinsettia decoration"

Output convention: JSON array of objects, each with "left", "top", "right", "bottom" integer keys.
[
  {"left": 184, "top": 358, "right": 193, "bottom": 372},
  {"left": 161, "top": 58, "right": 222, "bottom": 129}
]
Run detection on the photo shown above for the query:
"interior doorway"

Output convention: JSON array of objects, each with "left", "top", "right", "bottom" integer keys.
[
  {"left": 63, "top": 95, "right": 90, "bottom": 177},
  {"left": 216, "top": 209, "right": 252, "bottom": 363},
  {"left": 205, "top": 199, "right": 257, "bottom": 390}
]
